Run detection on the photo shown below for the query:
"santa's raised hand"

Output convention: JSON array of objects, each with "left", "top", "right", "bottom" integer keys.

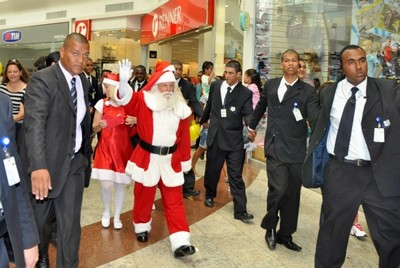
[{"left": 116, "top": 59, "right": 133, "bottom": 99}]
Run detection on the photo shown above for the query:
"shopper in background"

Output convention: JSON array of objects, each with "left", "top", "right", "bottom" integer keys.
[
  {"left": 91, "top": 72, "right": 134, "bottom": 230},
  {"left": 171, "top": 60, "right": 203, "bottom": 199},
  {"left": 191, "top": 61, "right": 216, "bottom": 176},
  {"left": 248, "top": 49, "right": 319, "bottom": 252},
  {"left": 297, "top": 58, "right": 315, "bottom": 87},
  {"left": 0, "top": 59, "right": 30, "bottom": 143}
]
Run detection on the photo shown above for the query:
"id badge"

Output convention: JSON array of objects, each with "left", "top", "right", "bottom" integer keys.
[
  {"left": 373, "top": 128, "right": 385, "bottom": 143},
  {"left": 221, "top": 109, "right": 227, "bottom": 118},
  {"left": 3, "top": 157, "right": 21, "bottom": 186},
  {"left": 293, "top": 107, "right": 303, "bottom": 121}
]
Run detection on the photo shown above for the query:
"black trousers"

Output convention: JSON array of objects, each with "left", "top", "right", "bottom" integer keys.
[
  {"left": 260, "top": 152, "right": 302, "bottom": 242},
  {"left": 31, "top": 152, "right": 87, "bottom": 268},
  {"left": 316, "top": 158, "right": 400, "bottom": 268},
  {"left": 204, "top": 137, "right": 247, "bottom": 214},
  {"left": 182, "top": 169, "right": 196, "bottom": 193}
]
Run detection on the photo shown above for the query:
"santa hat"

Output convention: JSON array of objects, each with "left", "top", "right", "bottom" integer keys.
[
  {"left": 141, "top": 60, "right": 176, "bottom": 91},
  {"left": 102, "top": 72, "right": 119, "bottom": 86}
]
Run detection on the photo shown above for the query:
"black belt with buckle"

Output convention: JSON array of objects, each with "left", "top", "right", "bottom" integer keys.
[
  {"left": 139, "top": 140, "right": 177, "bottom": 155},
  {"left": 329, "top": 154, "right": 371, "bottom": 167}
]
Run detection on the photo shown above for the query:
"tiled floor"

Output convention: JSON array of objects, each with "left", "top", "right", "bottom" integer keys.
[{"left": 45, "top": 154, "right": 378, "bottom": 267}]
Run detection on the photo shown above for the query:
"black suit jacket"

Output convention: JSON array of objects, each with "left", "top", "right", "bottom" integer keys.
[
  {"left": 20, "top": 63, "right": 92, "bottom": 195},
  {"left": 0, "top": 94, "right": 39, "bottom": 267},
  {"left": 178, "top": 78, "right": 203, "bottom": 118},
  {"left": 87, "top": 75, "right": 103, "bottom": 107},
  {"left": 304, "top": 78, "right": 400, "bottom": 197},
  {"left": 200, "top": 80, "right": 253, "bottom": 151},
  {"left": 249, "top": 78, "right": 319, "bottom": 163},
  {"left": 129, "top": 78, "right": 148, "bottom": 92}
]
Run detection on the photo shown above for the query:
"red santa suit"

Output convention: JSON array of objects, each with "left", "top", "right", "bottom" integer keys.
[{"left": 116, "top": 61, "right": 193, "bottom": 252}]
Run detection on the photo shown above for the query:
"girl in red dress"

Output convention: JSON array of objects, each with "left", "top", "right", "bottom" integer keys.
[{"left": 91, "top": 73, "right": 135, "bottom": 229}]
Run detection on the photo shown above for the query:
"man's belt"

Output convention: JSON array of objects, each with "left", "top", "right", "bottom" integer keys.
[
  {"left": 329, "top": 154, "right": 371, "bottom": 167},
  {"left": 139, "top": 140, "right": 177, "bottom": 155}
]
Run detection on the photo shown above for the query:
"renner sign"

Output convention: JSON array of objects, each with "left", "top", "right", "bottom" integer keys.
[{"left": 141, "top": 0, "right": 213, "bottom": 45}]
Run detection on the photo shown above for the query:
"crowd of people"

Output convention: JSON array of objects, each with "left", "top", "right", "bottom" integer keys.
[{"left": 0, "top": 32, "right": 399, "bottom": 268}]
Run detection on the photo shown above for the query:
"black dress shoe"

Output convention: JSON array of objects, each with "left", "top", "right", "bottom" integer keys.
[
  {"left": 234, "top": 212, "right": 254, "bottom": 223},
  {"left": 136, "top": 231, "right": 148, "bottom": 243},
  {"left": 174, "top": 245, "right": 196, "bottom": 258},
  {"left": 204, "top": 198, "right": 214, "bottom": 207},
  {"left": 276, "top": 238, "right": 302, "bottom": 252},
  {"left": 183, "top": 189, "right": 201, "bottom": 199},
  {"left": 265, "top": 229, "right": 276, "bottom": 250},
  {"left": 36, "top": 256, "right": 49, "bottom": 268}
]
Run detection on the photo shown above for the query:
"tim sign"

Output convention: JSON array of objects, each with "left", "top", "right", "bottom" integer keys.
[
  {"left": 141, "top": 0, "right": 214, "bottom": 45},
  {"left": 3, "top": 30, "right": 22, "bottom": 43}
]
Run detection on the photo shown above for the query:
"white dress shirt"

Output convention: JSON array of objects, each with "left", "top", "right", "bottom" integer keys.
[
  {"left": 59, "top": 62, "right": 86, "bottom": 153},
  {"left": 278, "top": 77, "right": 298, "bottom": 102},
  {"left": 327, "top": 78, "right": 371, "bottom": 160},
  {"left": 220, "top": 81, "right": 238, "bottom": 106}
]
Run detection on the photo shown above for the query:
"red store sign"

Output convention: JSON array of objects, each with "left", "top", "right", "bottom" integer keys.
[
  {"left": 74, "top": 20, "right": 91, "bottom": 41},
  {"left": 141, "top": 0, "right": 214, "bottom": 45}
]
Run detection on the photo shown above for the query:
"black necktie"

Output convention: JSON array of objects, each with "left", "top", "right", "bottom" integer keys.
[
  {"left": 70, "top": 77, "right": 77, "bottom": 112},
  {"left": 87, "top": 76, "right": 91, "bottom": 87},
  {"left": 334, "top": 87, "right": 359, "bottom": 158},
  {"left": 137, "top": 83, "right": 142, "bottom": 91},
  {"left": 224, "top": 86, "right": 232, "bottom": 105},
  {"left": 70, "top": 77, "right": 78, "bottom": 156}
]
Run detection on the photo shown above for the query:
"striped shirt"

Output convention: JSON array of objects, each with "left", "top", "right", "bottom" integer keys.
[{"left": 0, "top": 84, "right": 25, "bottom": 116}]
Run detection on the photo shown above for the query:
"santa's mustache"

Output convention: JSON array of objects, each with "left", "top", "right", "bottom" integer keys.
[{"left": 162, "top": 92, "right": 173, "bottom": 99}]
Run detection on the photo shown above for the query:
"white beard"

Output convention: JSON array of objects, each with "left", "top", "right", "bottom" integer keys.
[
  {"left": 143, "top": 85, "right": 192, "bottom": 119},
  {"left": 145, "top": 87, "right": 183, "bottom": 111}
]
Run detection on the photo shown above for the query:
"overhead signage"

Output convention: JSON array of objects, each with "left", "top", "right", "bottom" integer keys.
[
  {"left": 3, "top": 30, "right": 22, "bottom": 43},
  {"left": 0, "top": 23, "right": 69, "bottom": 45},
  {"left": 141, "top": 0, "right": 214, "bottom": 45},
  {"left": 75, "top": 20, "right": 91, "bottom": 41}
]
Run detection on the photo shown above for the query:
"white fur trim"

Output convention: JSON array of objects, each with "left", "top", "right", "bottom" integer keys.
[
  {"left": 169, "top": 231, "right": 191, "bottom": 251},
  {"left": 174, "top": 101, "right": 192, "bottom": 119},
  {"left": 114, "top": 84, "right": 133, "bottom": 106},
  {"left": 126, "top": 158, "right": 184, "bottom": 187},
  {"left": 91, "top": 168, "right": 131, "bottom": 184},
  {"left": 133, "top": 219, "right": 152, "bottom": 234},
  {"left": 103, "top": 78, "right": 119, "bottom": 86},
  {"left": 162, "top": 65, "right": 176, "bottom": 72},
  {"left": 155, "top": 71, "right": 176, "bottom": 84},
  {"left": 181, "top": 159, "right": 191, "bottom": 173}
]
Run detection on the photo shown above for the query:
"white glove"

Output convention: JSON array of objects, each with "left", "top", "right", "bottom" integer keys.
[
  {"left": 118, "top": 59, "right": 132, "bottom": 84},
  {"left": 117, "top": 59, "right": 133, "bottom": 98}
]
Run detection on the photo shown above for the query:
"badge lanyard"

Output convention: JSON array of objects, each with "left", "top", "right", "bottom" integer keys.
[{"left": 1, "top": 136, "right": 21, "bottom": 186}]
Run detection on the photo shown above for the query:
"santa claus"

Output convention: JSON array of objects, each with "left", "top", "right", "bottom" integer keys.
[{"left": 114, "top": 59, "right": 196, "bottom": 258}]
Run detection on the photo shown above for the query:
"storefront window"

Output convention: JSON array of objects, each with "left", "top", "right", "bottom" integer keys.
[{"left": 256, "top": 0, "right": 400, "bottom": 83}]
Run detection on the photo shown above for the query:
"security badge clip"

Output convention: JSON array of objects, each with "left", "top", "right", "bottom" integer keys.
[
  {"left": 1, "top": 136, "right": 20, "bottom": 186},
  {"left": 373, "top": 116, "right": 384, "bottom": 143},
  {"left": 292, "top": 102, "right": 303, "bottom": 121}
]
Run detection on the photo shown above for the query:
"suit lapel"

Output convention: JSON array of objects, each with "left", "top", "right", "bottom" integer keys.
[
  {"left": 55, "top": 65, "right": 76, "bottom": 113},
  {"left": 269, "top": 78, "right": 281, "bottom": 103},
  {"left": 363, "top": 78, "right": 380, "bottom": 119},
  {"left": 281, "top": 80, "right": 301, "bottom": 103},
  {"left": 225, "top": 83, "right": 242, "bottom": 106}
]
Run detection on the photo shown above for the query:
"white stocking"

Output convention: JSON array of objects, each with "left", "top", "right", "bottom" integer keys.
[
  {"left": 113, "top": 182, "right": 127, "bottom": 220},
  {"left": 100, "top": 180, "right": 114, "bottom": 217}
]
